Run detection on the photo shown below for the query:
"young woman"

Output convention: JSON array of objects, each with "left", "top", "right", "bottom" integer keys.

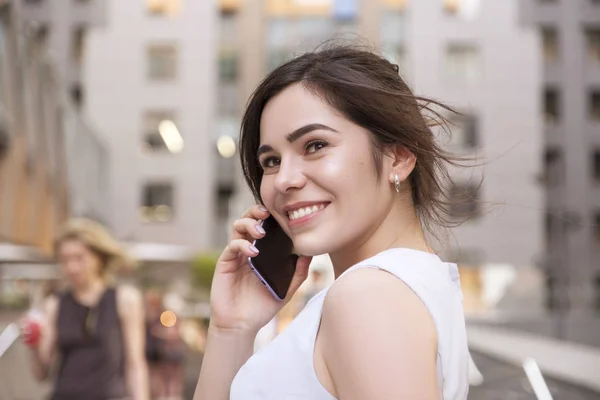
[
  {"left": 22, "top": 219, "right": 149, "bottom": 400},
  {"left": 194, "top": 45, "right": 470, "bottom": 400}
]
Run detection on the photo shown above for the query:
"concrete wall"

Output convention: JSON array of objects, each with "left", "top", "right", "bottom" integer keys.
[{"left": 84, "top": 0, "right": 217, "bottom": 250}]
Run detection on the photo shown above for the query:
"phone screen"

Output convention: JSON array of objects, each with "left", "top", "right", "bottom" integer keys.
[{"left": 249, "top": 216, "right": 298, "bottom": 300}]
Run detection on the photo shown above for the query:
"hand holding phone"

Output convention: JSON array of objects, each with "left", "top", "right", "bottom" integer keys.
[
  {"left": 208, "top": 205, "right": 312, "bottom": 334},
  {"left": 247, "top": 216, "right": 298, "bottom": 301}
]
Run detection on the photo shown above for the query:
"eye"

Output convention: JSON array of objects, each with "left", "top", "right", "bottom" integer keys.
[
  {"left": 305, "top": 140, "right": 328, "bottom": 154},
  {"left": 260, "top": 156, "right": 280, "bottom": 169}
]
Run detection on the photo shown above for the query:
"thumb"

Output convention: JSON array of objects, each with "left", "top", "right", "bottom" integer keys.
[{"left": 284, "top": 255, "right": 312, "bottom": 302}]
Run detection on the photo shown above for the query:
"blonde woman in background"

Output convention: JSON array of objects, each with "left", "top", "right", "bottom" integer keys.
[{"left": 21, "top": 219, "right": 149, "bottom": 400}]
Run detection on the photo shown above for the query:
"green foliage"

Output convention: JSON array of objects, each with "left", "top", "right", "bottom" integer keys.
[{"left": 191, "top": 252, "right": 220, "bottom": 291}]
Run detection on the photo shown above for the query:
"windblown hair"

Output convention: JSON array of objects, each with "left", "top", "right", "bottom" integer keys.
[{"left": 239, "top": 42, "right": 473, "bottom": 237}]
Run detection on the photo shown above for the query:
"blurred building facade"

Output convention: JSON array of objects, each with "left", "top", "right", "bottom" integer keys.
[
  {"left": 0, "top": 0, "right": 110, "bottom": 306},
  {"left": 522, "top": 0, "right": 600, "bottom": 312},
  {"left": 220, "top": 0, "right": 543, "bottom": 313},
  {"left": 83, "top": 0, "right": 218, "bottom": 249},
  {"left": 407, "top": 0, "right": 544, "bottom": 314}
]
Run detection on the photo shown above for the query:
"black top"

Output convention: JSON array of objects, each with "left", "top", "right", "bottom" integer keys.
[{"left": 51, "top": 288, "right": 128, "bottom": 400}]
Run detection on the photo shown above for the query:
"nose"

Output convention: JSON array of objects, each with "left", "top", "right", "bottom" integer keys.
[{"left": 273, "top": 158, "right": 306, "bottom": 193}]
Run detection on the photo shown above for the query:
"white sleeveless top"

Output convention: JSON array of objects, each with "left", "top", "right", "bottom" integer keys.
[{"left": 230, "top": 248, "right": 469, "bottom": 400}]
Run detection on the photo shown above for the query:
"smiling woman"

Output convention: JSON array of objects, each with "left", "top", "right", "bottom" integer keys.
[{"left": 194, "top": 43, "right": 472, "bottom": 400}]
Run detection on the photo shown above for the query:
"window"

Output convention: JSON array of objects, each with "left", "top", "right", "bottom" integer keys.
[
  {"left": 449, "top": 114, "right": 479, "bottom": 149},
  {"left": 449, "top": 184, "right": 480, "bottom": 219},
  {"left": 445, "top": 44, "right": 480, "bottom": 83},
  {"left": 147, "top": 44, "right": 177, "bottom": 80},
  {"left": 219, "top": 49, "right": 237, "bottom": 83},
  {"left": 542, "top": 27, "right": 559, "bottom": 63},
  {"left": 267, "top": 49, "right": 292, "bottom": 72},
  {"left": 220, "top": 4, "right": 238, "bottom": 17},
  {"left": 544, "top": 147, "right": 562, "bottom": 186},
  {"left": 142, "top": 111, "right": 183, "bottom": 153},
  {"left": 593, "top": 150, "right": 600, "bottom": 182},
  {"left": 216, "top": 184, "right": 234, "bottom": 219},
  {"left": 544, "top": 87, "right": 560, "bottom": 124},
  {"left": 70, "top": 84, "right": 84, "bottom": 109},
  {"left": 585, "top": 27, "right": 600, "bottom": 63},
  {"left": 72, "top": 26, "right": 86, "bottom": 64},
  {"left": 140, "top": 183, "right": 174, "bottom": 222},
  {"left": 147, "top": 0, "right": 181, "bottom": 17},
  {"left": 443, "top": 0, "right": 481, "bottom": 20},
  {"left": 589, "top": 90, "right": 600, "bottom": 121},
  {"left": 332, "top": 0, "right": 359, "bottom": 20}
]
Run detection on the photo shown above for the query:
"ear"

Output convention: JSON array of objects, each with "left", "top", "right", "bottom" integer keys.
[{"left": 386, "top": 145, "right": 417, "bottom": 185}]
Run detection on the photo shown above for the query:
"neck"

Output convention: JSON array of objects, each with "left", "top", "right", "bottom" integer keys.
[
  {"left": 329, "top": 203, "right": 431, "bottom": 278},
  {"left": 73, "top": 277, "right": 106, "bottom": 298}
]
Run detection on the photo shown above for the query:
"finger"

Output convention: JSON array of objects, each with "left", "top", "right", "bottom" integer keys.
[
  {"left": 230, "top": 218, "right": 266, "bottom": 241},
  {"left": 241, "top": 204, "right": 270, "bottom": 220},
  {"left": 285, "top": 255, "right": 312, "bottom": 301},
  {"left": 218, "top": 239, "right": 259, "bottom": 266}
]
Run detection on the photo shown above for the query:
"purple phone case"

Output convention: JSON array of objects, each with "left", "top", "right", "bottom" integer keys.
[{"left": 248, "top": 247, "right": 285, "bottom": 302}]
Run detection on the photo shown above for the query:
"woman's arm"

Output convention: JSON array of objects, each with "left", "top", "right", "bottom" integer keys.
[
  {"left": 27, "top": 296, "right": 58, "bottom": 381},
  {"left": 192, "top": 325, "right": 256, "bottom": 400},
  {"left": 320, "top": 268, "right": 439, "bottom": 400},
  {"left": 117, "top": 286, "right": 149, "bottom": 400}
]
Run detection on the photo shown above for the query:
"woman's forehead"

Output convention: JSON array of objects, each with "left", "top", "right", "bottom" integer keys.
[{"left": 259, "top": 85, "right": 343, "bottom": 142}]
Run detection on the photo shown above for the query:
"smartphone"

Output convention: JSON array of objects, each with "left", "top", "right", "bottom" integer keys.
[{"left": 248, "top": 216, "right": 298, "bottom": 301}]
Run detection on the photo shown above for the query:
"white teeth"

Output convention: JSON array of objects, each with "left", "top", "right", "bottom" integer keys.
[{"left": 287, "top": 204, "right": 327, "bottom": 220}]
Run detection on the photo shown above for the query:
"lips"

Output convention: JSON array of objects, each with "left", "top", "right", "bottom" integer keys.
[
  {"left": 287, "top": 203, "right": 326, "bottom": 221},
  {"left": 282, "top": 201, "right": 330, "bottom": 228}
]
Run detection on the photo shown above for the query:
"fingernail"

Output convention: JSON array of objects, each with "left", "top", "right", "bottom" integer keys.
[
  {"left": 259, "top": 206, "right": 268, "bottom": 212},
  {"left": 255, "top": 225, "right": 265, "bottom": 235},
  {"left": 249, "top": 245, "right": 259, "bottom": 254}
]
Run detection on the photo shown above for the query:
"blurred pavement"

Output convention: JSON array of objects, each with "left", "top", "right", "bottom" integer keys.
[{"left": 469, "top": 351, "right": 600, "bottom": 400}]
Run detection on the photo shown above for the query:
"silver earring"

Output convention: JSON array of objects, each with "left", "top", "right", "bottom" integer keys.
[{"left": 394, "top": 174, "right": 401, "bottom": 194}]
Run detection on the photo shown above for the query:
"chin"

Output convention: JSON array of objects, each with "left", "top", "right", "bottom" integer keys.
[{"left": 292, "top": 235, "right": 335, "bottom": 257}]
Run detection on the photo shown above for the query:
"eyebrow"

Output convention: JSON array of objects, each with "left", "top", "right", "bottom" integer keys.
[{"left": 256, "top": 123, "right": 338, "bottom": 158}]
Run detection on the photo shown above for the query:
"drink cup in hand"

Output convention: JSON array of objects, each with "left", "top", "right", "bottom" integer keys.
[{"left": 21, "top": 310, "right": 44, "bottom": 348}]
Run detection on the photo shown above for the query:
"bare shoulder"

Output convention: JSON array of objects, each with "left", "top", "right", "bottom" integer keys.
[
  {"left": 318, "top": 267, "right": 439, "bottom": 399},
  {"left": 116, "top": 285, "right": 143, "bottom": 313},
  {"left": 322, "top": 267, "right": 436, "bottom": 341},
  {"left": 324, "top": 267, "right": 426, "bottom": 309}
]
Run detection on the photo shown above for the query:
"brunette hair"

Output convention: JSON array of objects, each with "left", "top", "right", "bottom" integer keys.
[{"left": 240, "top": 43, "right": 471, "bottom": 235}]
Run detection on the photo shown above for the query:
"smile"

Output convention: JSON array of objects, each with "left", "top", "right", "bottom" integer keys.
[{"left": 287, "top": 203, "right": 327, "bottom": 221}]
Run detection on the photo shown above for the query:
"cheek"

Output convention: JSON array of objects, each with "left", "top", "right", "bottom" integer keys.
[
  {"left": 314, "top": 151, "right": 373, "bottom": 195},
  {"left": 259, "top": 177, "right": 276, "bottom": 208}
]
